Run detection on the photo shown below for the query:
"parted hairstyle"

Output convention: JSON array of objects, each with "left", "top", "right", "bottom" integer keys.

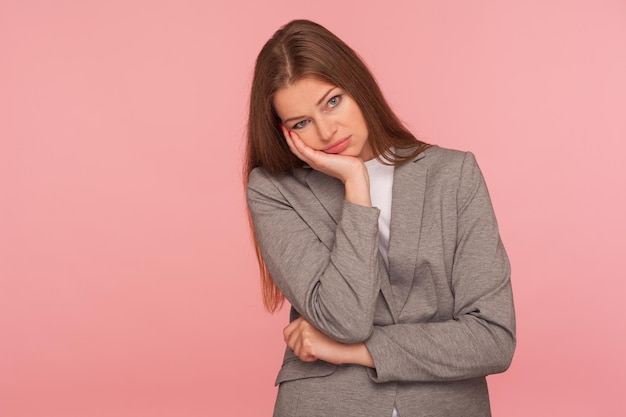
[{"left": 244, "top": 19, "right": 430, "bottom": 312}]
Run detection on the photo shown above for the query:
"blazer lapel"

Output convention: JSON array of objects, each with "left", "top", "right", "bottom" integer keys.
[
  {"left": 302, "top": 167, "right": 345, "bottom": 226},
  {"left": 387, "top": 151, "right": 428, "bottom": 314}
]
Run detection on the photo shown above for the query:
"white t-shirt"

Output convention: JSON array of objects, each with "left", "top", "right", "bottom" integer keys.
[{"left": 364, "top": 157, "right": 394, "bottom": 269}]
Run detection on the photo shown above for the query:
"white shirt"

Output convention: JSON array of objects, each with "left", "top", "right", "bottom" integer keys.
[{"left": 364, "top": 157, "right": 394, "bottom": 268}]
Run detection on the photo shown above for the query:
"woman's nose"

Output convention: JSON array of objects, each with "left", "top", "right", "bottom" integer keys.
[{"left": 316, "top": 118, "right": 337, "bottom": 141}]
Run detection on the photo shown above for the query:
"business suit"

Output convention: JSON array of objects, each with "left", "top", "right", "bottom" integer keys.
[{"left": 247, "top": 146, "right": 516, "bottom": 417}]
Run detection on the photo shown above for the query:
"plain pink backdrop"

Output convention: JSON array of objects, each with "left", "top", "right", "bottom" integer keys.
[{"left": 2, "top": 1, "right": 625, "bottom": 416}]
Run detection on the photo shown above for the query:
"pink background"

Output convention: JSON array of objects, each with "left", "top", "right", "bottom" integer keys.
[{"left": 2, "top": 1, "right": 625, "bottom": 416}]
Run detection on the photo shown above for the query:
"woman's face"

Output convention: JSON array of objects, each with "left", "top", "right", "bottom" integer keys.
[{"left": 273, "top": 78, "right": 373, "bottom": 161}]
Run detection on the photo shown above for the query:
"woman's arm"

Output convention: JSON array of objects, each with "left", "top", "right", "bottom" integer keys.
[
  {"left": 248, "top": 172, "right": 381, "bottom": 343},
  {"left": 247, "top": 131, "right": 381, "bottom": 343}
]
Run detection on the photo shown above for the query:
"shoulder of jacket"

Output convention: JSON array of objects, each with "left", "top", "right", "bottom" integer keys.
[
  {"left": 247, "top": 166, "right": 309, "bottom": 191},
  {"left": 417, "top": 146, "right": 476, "bottom": 176},
  {"left": 422, "top": 145, "right": 471, "bottom": 164}
]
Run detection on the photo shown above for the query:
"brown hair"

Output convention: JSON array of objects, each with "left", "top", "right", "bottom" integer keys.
[{"left": 244, "top": 19, "right": 429, "bottom": 312}]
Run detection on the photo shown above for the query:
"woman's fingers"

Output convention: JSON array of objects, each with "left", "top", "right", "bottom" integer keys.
[
  {"left": 281, "top": 126, "right": 367, "bottom": 186},
  {"left": 282, "top": 126, "right": 314, "bottom": 166},
  {"left": 283, "top": 317, "right": 317, "bottom": 362}
]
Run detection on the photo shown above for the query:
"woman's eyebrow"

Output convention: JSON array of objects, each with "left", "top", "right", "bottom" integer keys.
[
  {"left": 283, "top": 87, "right": 337, "bottom": 124},
  {"left": 315, "top": 87, "right": 337, "bottom": 106}
]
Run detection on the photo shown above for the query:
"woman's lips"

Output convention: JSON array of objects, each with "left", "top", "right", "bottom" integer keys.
[{"left": 322, "top": 137, "right": 350, "bottom": 154}]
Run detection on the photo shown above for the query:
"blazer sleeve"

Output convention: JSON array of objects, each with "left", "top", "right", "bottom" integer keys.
[
  {"left": 247, "top": 168, "right": 382, "bottom": 343},
  {"left": 365, "top": 152, "right": 516, "bottom": 382}
]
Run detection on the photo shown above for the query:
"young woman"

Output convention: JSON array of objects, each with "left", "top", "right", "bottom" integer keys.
[{"left": 245, "top": 19, "right": 515, "bottom": 417}]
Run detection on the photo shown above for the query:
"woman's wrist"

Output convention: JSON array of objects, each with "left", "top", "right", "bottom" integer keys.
[
  {"left": 341, "top": 342, "right": 375, "bottom": 368},
  {"left": 343, "top": 164, "right": 372, "bottom": 207}
]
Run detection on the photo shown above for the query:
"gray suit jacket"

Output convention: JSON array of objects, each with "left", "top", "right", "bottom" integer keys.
[{"left": 247, "top": 146, "right": 515, "bottom": 417}]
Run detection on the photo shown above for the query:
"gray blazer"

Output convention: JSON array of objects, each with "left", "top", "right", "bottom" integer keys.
[{"left": 247, "top": 146, "right": 516, "bottom": 417}]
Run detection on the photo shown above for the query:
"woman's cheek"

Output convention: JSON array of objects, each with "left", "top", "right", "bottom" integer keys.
[{"left": 297, "top": 132, "right": 318, "bottom": 149}]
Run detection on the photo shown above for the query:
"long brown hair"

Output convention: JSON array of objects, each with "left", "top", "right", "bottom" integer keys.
[{"left": 244, "top": 19, "right": 429, "bottom": 312}]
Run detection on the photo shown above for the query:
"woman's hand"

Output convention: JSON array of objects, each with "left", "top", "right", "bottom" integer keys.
[
  {"left": 281, "top": 126, "right": 363, "bottom": 183},
  {"left": 283, "top": 317, "right": 375, "bottom": 367},
  {"left": 282, "top": 127, "right": 372, "bottom": 207}
]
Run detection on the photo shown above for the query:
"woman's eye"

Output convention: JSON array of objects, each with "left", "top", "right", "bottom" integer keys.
[
  {"left": 292, "top": 120, "right": 308, "bottom": 129},
  {"left": 328, "top": 95, "right": 341, "bottom": 107}
]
